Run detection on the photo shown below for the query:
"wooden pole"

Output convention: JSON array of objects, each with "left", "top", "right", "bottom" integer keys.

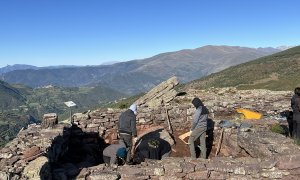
[
  {"left": 165, "top": 108, "right": 173, "bottom": 134},
  {"left": 215, "top": 128, "right": 224, "bottom": 156}
]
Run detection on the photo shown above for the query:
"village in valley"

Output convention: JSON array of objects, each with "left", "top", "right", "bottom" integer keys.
[{"left": 1, "top": 1, "right": 300, "bottom": 179}]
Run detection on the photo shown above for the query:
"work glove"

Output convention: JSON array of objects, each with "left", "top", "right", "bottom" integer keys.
[{"left": 133, "top": 137, "right": 138, "bottom": 143}]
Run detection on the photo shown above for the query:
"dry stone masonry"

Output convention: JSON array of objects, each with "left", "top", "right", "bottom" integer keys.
[
  {"left": 0, "top": 77, "right": 300, "bottom": 179},
  {"left": 42, "top": 113, "right": 58, "bottom": 129}
]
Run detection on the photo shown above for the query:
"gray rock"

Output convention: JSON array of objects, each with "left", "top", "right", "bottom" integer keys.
[
  {"left": 23, "top": 156, "right": 49, "bottom": 179},
  {"left": 0, "top": 153, "right": 13, "bottom": 159},
  {"left": 87, "top": 171, "right": 120, "bottom": 180},
  {"left": 0, "top": 171, "right": 11, "bottom": 180},
  {"left": 185, "top": 170, "right": 208, "bottom": 179},
  {"left": 181, "top": 162, "right": 195, "bottom": 174},
  {"left": 261, "top": 170, "right": 283, "bottom": 179},
  {"left": 277, "top": 154, "right": 300, "bottom": 170},
  {"left": 117, "top": 166, "right": 145, "bottom": 177},
  {"left": 260, "top": 157, "right": 277, "bottom": 169},
  {"left": 143, "top": 165, "right": 164, "bottom": 176},
  {"left": 164, "top": 162, "right": 183, "bottom": 175}
]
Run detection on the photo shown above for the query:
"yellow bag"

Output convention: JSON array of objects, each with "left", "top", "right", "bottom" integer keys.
[{"left": 236, "top": 108, "right": 262, "bottom": 120}]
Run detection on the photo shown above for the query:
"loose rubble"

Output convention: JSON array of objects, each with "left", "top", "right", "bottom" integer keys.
[{"left": 0, "top": 77, "right": 299, "bottom": 179}]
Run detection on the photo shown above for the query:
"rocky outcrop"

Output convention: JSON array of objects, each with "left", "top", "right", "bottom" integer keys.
[
  {"left": 183, "top": 88, "right": 293, "bottom": 118},
  {"left": 238, "top": 130, "right": 299, "bottom": 158},
  {"left": 137, "top": 76, "right": 179, "bottom": 108},
  {"left": 0, "top": 86, "right": 299, "bottom": 179}
]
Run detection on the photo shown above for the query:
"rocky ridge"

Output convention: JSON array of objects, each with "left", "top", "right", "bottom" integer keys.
[{"left": 1, "top": 77, "right": 300, "bottom": 179}]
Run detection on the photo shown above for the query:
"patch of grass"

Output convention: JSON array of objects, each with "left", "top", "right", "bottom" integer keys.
[
  {"left": 270, "top": 124, "right": 286, "bottom": 135},
  {"left": 294, "top": 138, "right": 300, "bottom": 146},
  {"left": 103, "top": 93, "right": 144, "bottom": 109},
  {"left": 173, "top": 97, "right": 190, "bottom": 104}
]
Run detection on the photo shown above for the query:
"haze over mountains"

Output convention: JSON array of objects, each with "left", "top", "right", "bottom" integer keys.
[
  {"left": 1, "top": 44, "right": 298, "bottom": 146},
  {"left": 0, "top": 45, "right": 281, "bottom": 95},
  {"left": 185, "top": 45, "right": 300, "bottom": 91}
]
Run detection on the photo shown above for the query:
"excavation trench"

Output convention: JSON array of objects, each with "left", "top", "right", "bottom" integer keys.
[{"left": 47, "top": 120, "right": 250, "bottom": 179}]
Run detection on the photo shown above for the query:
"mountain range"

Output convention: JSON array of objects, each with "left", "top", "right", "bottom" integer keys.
[
  {"left": 185, "top": 46, "right": 300, "bottom": 91},
  {"left": 0, "top": 45, "right": 298, "bottom": 147},
  {"left": 0, "top": 45, "right": 281, "bottom": 95}
]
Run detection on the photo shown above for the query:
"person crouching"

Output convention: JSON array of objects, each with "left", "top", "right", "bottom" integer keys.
[{"left": 103, "top": 139, "right": 127, "bottom": 167}]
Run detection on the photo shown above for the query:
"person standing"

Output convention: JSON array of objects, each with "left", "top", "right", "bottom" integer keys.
[
  {"left": 291, "top": 87, "right": 300, "bottom": 141},
  {"left": 118, "top": 103, "right": 138, "bottom": 164},
  {"left": 188, "top": 97, "right": 209, "bottom": 159}
]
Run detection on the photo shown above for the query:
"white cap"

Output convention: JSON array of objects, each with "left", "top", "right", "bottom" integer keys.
[{"left": 129, "top": 104, "right": 137, "bottom": 115}]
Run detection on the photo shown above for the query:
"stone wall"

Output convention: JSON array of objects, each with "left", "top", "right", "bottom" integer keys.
[
  {"left": 0, "top": 103, "right": 195, "bottom": 179},
  {"left": 0, "top": 124, "right": 71, "bottom": 179},
  {"left": 0, "top": 87, "right": 299, "bottom": 179},
  {"left": 1, "top": 120, "right": 300, "bottom": 180},
  {"left": 73, "top": 104, "right": 193, "bottom": 142},
  {"left": 77, "top": 155, "right": 300, "bottom": 179},
  {"left": 73, "top": 87, "right": 294, "bottom": 142}
]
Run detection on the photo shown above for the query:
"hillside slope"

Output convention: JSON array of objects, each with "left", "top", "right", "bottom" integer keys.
[
  {"left": 0, "top": 80, "right": 27, "bottom": 110},
  {"left": 1, "top": 46, "right": 280, "bottom": 95},
  {"left": 0, "top": 64, "right": 38, "bottom": 75},
  {"left": 0, "top": 81, "right": 126, "bottom": 146},
  {"left": 185, "top": 46, "right": 300, "bottom": 91}
]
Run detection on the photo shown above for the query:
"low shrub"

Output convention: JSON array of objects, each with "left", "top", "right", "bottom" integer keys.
[{"left": 270, "top": 124, "right": 286, "bottom": 135}]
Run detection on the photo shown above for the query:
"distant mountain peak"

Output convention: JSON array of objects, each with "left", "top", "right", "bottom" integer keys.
[
  {"left": 185, "top": 45, "right": 300, "bottom": 91},
  {"left": 101, "top": 61, "right": 120, "bottom": 65},
  {"left": 276, "top": 45, "right": 295, "bottom": 51},
  {"left": 1, "top": 45, "right": 282, "bottom": 95},
  {"left": 0, "top": 64, "right": 38, "bottom": 75}
]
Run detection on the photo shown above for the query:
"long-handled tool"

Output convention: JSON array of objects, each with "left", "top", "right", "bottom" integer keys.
[
  {"left": 165, "top": 108, "right": 173, "bottom": 134},
  {"left": 215, "top": 128, "right": 224, "bottom": 156}
]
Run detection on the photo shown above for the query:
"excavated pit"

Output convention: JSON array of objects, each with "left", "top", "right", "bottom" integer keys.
[
  {"left": 2, "top": 79, "right": 300, "bottom": 179},
  {"left": 49, "top": 125, "right": 107, "bottom": 179},
  {"left": 49, "top": 118, "right": 255, "bottom": 179}
]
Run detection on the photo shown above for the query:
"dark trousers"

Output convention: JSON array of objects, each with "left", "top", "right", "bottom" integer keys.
[
  {"left": 103, "top": 156, "right": 111, "bottom": 165},
  {"left": 119, "top": 133, "right": 132, "bottom": 162},
  {"left": 293, "top": 121, "right": 300, "bottom": 141},
  {"left": 287, "top": 118, "right": 293, "bottom": 137}
]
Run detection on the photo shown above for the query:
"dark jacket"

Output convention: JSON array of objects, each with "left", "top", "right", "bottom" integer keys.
[
  {"left": 191, "top": 98, "right": 208, "bottom": 131},
  {"left": 118, "top": 109, "right": 137, "bottom": 136},
  {"left": 292, "top": 94, "right": 300, "bottom": 123}
]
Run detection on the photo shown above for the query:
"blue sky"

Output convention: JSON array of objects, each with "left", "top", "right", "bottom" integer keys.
[{"left": 0, "top": 0, "right": 299, "bottom": 68}]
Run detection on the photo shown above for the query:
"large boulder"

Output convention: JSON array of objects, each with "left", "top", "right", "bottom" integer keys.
[
  {"left": 137, "top": 76, "right": 179, "bottom": 108},
  {"left": 23, "top": 156, "right": 51, "bottom": 180}
]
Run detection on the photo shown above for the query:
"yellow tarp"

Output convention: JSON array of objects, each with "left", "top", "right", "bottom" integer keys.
[
  {"left": 178, "top": 131, "right": 191, "bottom": 144},
  {"left": 236, "top": 108, "right": 262, "bottom": 120}
]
